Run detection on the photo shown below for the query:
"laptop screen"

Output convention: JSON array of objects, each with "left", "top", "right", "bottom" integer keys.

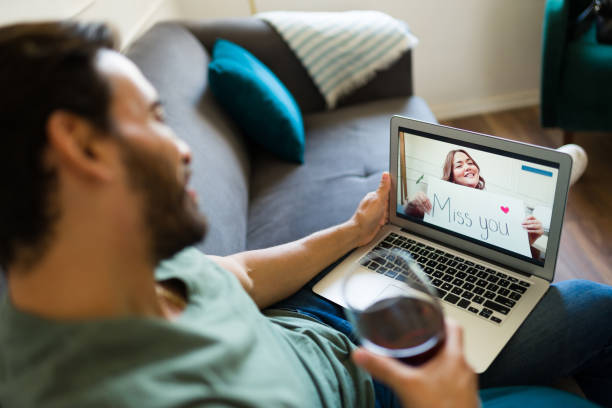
[{"left": 396, "top": 127, "right": 560, "bottom": 266}]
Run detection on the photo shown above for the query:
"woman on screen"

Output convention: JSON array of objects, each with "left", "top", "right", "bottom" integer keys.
[{"left": 404, "top": 149, "right": 544, "bottom": 257}]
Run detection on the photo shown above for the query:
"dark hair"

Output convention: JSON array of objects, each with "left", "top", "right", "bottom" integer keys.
[
  {"left": 0, "top": 21, "right": 117, "bottom": 269},
  {"left": 441, "top": 149, "right": 485, "bottom": 190}
]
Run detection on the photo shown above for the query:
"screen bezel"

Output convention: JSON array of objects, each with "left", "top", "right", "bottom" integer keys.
[{"left": 389, "top": 116, "right": 572, "bottom": 282}]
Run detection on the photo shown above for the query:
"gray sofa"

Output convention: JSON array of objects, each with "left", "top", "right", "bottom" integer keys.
[
  {"left": 124, "top": 18, "right": 436, "bottom": 259},
  {"left": 0, "top": 18, "right": 435, "bottom": 293}
]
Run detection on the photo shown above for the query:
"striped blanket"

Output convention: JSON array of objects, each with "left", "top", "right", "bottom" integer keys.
[{"left": 257, "top": 10, "right": 418, "bottom": 109}]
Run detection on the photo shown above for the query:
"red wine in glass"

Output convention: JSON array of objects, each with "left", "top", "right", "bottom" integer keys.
[{"left": 356, "top": 295, "right": 445, "bottom": 365}]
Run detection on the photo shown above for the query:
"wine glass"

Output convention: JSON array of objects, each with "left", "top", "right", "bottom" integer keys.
[{"left": 342, "top": 246, "right": 446, "bottom": 365}]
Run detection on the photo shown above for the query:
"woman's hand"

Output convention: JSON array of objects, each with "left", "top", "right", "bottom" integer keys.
[
  {"left": 404, "top": 191, "right": 432, "bottom": 217},
  {"left": 522, "top": 215, "right": 543, "bottom": 245},
  {"left": 352, "top": 319, "right": 479, "bottom": 408},
  {"left": 349, "top": 172, "right": 390, "bottom": 247}
]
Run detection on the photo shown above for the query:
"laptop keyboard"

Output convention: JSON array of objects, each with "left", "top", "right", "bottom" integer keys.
[{"left": 360, "top": 232, "right": 531, "bottom": 325}]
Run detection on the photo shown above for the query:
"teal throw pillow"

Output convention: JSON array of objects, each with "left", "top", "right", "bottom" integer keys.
[{"left": 208, "top": 39, "right": 305, "bottom": 163}]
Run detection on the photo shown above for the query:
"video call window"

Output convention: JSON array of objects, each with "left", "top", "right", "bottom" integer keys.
[{"left": 396, "top": 130, "right": 559, "bottom": 266}]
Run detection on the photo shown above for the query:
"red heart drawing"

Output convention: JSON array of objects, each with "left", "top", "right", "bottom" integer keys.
[{"left": 500, "top": 206, "right": 509, "bottom": 214}]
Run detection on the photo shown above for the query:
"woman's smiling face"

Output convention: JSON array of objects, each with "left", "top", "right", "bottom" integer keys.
[{"left": 452, "top": 151, "right": 480, "bottom": 188}]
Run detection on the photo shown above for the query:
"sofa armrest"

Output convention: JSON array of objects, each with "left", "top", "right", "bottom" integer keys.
[{"left": 182, "top": 17, "right": 413, "bottom": 114}]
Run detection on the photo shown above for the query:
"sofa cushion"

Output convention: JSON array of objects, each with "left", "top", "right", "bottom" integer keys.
[
  {"left": 126, "top": 23, "right": 250, "bottom": 256},
  {"left": 247, "top": 96, "right": 436, "bottom": 250},
  {"left": 209, "top": 39, "right": 305, "bottom": 163}
]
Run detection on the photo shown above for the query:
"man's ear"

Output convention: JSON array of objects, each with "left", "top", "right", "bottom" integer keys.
[{"left": 46, "top": 110, "right": 115, "bottom": 183}]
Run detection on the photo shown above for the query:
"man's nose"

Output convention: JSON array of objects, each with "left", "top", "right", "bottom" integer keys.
[{"left": 175, "top": 138, "right": 192, "bottom": 165}]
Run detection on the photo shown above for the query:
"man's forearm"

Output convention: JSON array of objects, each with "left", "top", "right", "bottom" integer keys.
[{"left": 232, "top": 220, "right": 361, "bottom": 309}]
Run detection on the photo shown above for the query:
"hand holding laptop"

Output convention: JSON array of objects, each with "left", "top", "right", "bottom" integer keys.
[{"left": 349, "top": 172, "right": 391, "bottom": 247}]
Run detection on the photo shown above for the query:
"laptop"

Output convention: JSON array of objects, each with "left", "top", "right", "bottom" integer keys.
[{"left": 313, "top": 116, "right": 572, "bottom": 373}]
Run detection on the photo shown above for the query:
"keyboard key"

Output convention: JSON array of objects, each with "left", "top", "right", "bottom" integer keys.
[
  {"left": 496, "top": 271, "right": 508, "bottom": 279},
  {"left": 456, "top": 271, "right": 467, "bottom": 280},
  {"left": 509, "top": 292, "right": 522, "bottom": 301},
  {"left": 447, "top": 260, "right": 459, "bottom": 268},
  {"left": 436, "top": 264, "right": 448, "bottom": 272},
  {"left": 430, "top": 254, "right": 440, "bottom": 261},
  {"left": 417, "top": 256, "right": 428, "bottom": 264},
  {"left": 444, "top": 293, "right": 460, "bottom": 304},
  {"left": 519, "top": 280, "right": 531, "bottom": 288},
  {"left": 442, "top": 283, "right": 453, "bottom": 291},
  {"left": 451, "top": 287, "right": 463, "bottom": 296},
  {"left": 486, "top": 283, "right": 499, "bottom": 292},
  {"left": 418, "top": 248, "right": 430, "bottom": 256},
  {"left": 446, "top": 267, "right": 458, "bottom": 276},
  {"left": 436, "top": 289, "right": 447, "bottom": 299},
  {"left": 495, "top": 295, "right": 516, "bottom": 308},
  {"left": 484, "top": 300, "right": 510, "bottom": 315},
  {"left": 473, "top": 287, "right": 485, "bottom": 295},
  {"left": 457, "top": 299, "right": 470, "bottom": 309},
  {"left": 498, "top": 279, "right": 510, "bottom": 288},
  {"left": 468, "top": 306, "right": 479, "bottom": 313},
  {"left": 466, "top": 267, "right": 478, "bottom": 274},
  {"left": 433, "top": 271, "right": 443, "bottom": 278},
  {"left": 380, "top": 242, "right": 392, "bottom": 249},
  {"left": 509, "top": 283, "right": 526, "bottom": 294},
  {"left": 426, "top": 260, "right": 438, "bottom": 267},
  {"left": 442, "top": 275, "right": 453, "bottom": 282},
  {"left": 465, "top": 260, "right": 475, "bottom": 266},
  {"left": 384, "top": 270, "right": 398, "bottom": 278},
  {"left": 432, "top": 278, "right": 443, "bottom": 287},
  {"left": 498, "top": 288, "right": 510, "bottom": 297},
  {"left": 486, "top": 275, "right": 499, "bottom": 284},
  {"left": 462, "top": 282, "right": 475, "bottom": 291},
  {"left": 455, "top": 256, "right": 465, "bottom": 263},
  {"left": 484, "top": 290, "right": 496, "bottom": 300},
  {"left": 490, "top": 316, "right": 502, "bottom": 324},
  {"left": 475, "top": 265, "right": 485, "bottom": 270},
  {"left": 476, "top": 271, "right": 488, "bottom": 279},
  {"left": 473, "top": 295, "right": 485, "bottom": 304},
  {"left": 435, "top": 249, "right": 445, "bottom": 255},
  {"left": 507, "top": 276, "right": 518, "bottom": 283},
  {"left": 461, "top": 291, "right": 474, "bottom": 300},
  {"left": 426, "top": 245, "right": 435, "bottom": 251},
  {"left": 476, "top": 279, "right": 488, "bottom": 288},
  {"left": 479, "top": 308, "right": 492, "bottom": 318},
  {"left": 424, "top": 266, "right": 435, "bottom": 275},
  {"left": 452, "top": 278, "right": 464, "bottom": 286},
  {"left": 466, "top": 275, "right": 477, "bottom": 283},
  {"left": 438, "top": 256, "right": 449, "bottom": 264},
  {"left": 456, "top": 263, "right": 468, "bottom": 271},
  {"left": 486, "top": 268, "right": 497, "bottom": 274}
]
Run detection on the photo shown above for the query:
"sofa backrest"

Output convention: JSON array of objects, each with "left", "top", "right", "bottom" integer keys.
[
  {"left": 126, "top": 23, "right": 250, "bottom": 256},
  {"left": 183, "top": 18, "right": 414, "bottom": 114}
]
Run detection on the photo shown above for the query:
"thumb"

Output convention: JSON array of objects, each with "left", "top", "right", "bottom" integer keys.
[
  {"left": 377, "top": 172, "right": 391, "bottom": 194},
  {"left": 352, "top": 348, "right": 413, "bottom": 389}
]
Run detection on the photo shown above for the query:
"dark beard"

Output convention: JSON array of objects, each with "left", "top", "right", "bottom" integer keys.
[{"left": 118, "top": 138, "right": 207, "bottom": 264}]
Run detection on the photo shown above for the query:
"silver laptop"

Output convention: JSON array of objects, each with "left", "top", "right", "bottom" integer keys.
[{"left": 313, "top": 116, "right": 572, "bottom": 373}]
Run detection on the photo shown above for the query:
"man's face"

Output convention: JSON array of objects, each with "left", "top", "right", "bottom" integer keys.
[{"left": 96, "top": 50, "right": 207, "bottom": 263}]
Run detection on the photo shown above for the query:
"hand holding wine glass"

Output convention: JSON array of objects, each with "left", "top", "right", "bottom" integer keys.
[
  {"left": 343, "top": 247, "right": 445, "bottom": 365},
  {"left": 352, "top": 319, "right": 479, "bottom": 408}
]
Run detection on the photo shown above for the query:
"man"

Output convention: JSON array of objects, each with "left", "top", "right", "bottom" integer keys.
[{"left": 0, "top": 21, "right": 610, "bottom": 407}]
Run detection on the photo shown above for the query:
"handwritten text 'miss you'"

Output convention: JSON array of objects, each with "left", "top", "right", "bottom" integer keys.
[{"left": 431, "top": 194, "right": 510, "bottom": 241}]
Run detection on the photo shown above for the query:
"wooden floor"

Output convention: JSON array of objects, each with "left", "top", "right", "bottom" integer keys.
[{"left": 440, "top": 106, "right": 612, "bottom": 285}]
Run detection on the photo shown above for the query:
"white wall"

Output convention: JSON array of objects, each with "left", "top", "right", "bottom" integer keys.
[{"left": 0, "top": 0, "right": 546, "bottom": 120}]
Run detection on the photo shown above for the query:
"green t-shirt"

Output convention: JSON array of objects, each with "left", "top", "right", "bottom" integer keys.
[{"left": 0, "top": 248, "right": 374, "bottom": 407}]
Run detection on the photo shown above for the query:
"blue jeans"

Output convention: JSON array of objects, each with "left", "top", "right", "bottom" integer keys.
[{"left": 269, "top": 263, "right": 612, "bottom": 407}]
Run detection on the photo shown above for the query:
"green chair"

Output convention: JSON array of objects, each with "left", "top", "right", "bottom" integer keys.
[{"left": 541, "top": 0, "right": 612, "bottom": 143}]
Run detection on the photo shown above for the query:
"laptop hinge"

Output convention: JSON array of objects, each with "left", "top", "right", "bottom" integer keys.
[{"left": 399, "top": 227, "right": 534, "bottom": 278}]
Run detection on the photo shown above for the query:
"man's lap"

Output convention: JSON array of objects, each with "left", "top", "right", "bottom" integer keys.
[{"left": 269, "top": 276, "right": 612, "bottom": 406}]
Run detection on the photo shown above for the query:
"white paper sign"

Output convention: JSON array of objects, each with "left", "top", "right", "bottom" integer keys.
[{"left": 423, "top": 178, "right": 532, "bottom": 257}]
